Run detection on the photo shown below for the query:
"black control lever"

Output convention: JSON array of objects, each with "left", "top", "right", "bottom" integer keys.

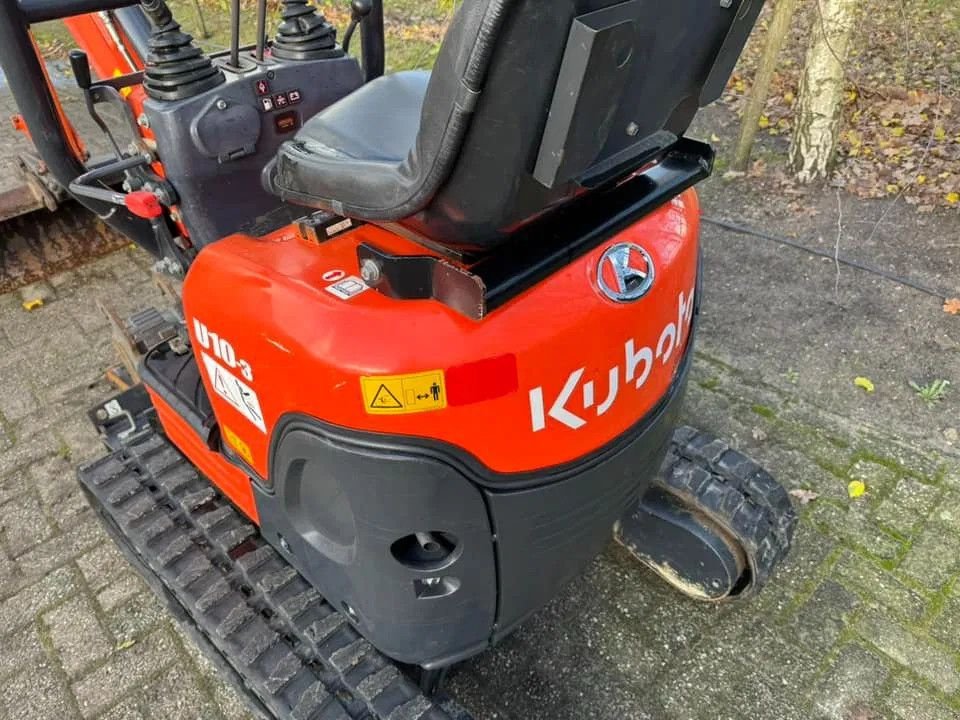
[
  {"left": 341, "top": 0, "right": 372, "bottom": 54},
  {"left": 69, "top": 49, "right": 125, "bottom": 158},
  {"left": 69, "top": 48, "right": 92, "bottom": 91}
]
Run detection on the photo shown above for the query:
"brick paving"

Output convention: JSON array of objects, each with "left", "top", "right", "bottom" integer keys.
[{"left": 0, "top": 245, "right": 958, "bottom": 719}]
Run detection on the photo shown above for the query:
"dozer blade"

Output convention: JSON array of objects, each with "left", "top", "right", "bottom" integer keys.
[
  {"left": 78, "top": 422, "right": 474, "bottom": 720},
  {"left": 0, "top": 201, "right": 130, "bottom": 294}
]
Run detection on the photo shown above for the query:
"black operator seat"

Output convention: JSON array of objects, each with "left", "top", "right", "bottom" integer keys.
[{"left": 265, "top": 0, "right": 765, "bottom": 251}]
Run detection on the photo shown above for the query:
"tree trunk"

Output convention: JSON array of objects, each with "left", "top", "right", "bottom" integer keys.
[
  {"left": 731, "top": 0, "right": 799, "bottom": 172},
  {"left": 789, "top": 0, "right": 860, "bottom": 182}
]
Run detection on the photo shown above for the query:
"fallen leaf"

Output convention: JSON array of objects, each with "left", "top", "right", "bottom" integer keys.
[
  {"left": 789, "top": 488, "right": 820, "bottom": 505},
  {"left": 848, "top": 480, "right": 867, "bottom": 499},
  {"left": 758, "top": 114, "right": 771, "bottom": 129},
  {"left": 854, "top": 376, "right": 876, "bottom": 393},
  {"left": 948, "top": 192, "right": 960, "bottom": 205},
  {"left": 846, "top": 703, "right": 879, "bottom": 720},
  {"left": 116, "top": 639, "right": 136, "bottom": 651},
  {"left": 945, "top": 298, "right": 960, "bottom": 315}
]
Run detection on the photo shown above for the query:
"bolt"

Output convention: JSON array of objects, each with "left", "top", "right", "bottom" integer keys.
[
  {"left": 278, "top": 535, "right": 292, "bottom": 553},
  {"left": 216, "top": 99, "right": 227, "bottom": 110},
  {"left": 720, "top": 0, "right": 732, "bottom": 6},
  {"left": 341, "top": 602, "right": 359, "bottom": 624},
  {"left": 95, "top": 408, "right": 109, "bottom": 422},
  {"left": 626, "top": 122, "right": 639, "bottom": 137},
  {"left": 137, "top": 113, "right": 149, "bottom": 128},
  {"left": 360, "top": 258, "right": 382, "bottom": 285}
]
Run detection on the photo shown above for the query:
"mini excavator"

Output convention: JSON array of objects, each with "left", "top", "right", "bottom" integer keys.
[{"left": 0, "top": 0, "right": 797, "bottom": 716}]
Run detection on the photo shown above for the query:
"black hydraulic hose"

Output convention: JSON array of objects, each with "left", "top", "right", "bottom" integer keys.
[
  {"left": 702, "top": 215, "right": 952, "bottom": 301},
  {"left": 0, "top": 1, "right": 161, "bottom": 256},
  {"left": 113, "top": 6, "right": 152, "bottom": 64}
]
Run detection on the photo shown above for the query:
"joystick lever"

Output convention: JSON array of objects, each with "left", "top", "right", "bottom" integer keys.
[{"left": 69, "top": 49, "right": 92, "bottom": 91}]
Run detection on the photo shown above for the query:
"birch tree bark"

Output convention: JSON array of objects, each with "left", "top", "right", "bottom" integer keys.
[
  {"left": 732, "top": 0, "right": 799, "bottom": 172},
  {"left": 789, "top": 0, "right": 860, "bottom": 182}
]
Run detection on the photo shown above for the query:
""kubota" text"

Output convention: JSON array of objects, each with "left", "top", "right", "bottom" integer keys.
[{"left": 529, "top": 287, "right": 695, "bottom": 431}]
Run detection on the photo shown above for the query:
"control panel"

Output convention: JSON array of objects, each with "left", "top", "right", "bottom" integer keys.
[{"left": 144, "top": 54, "right": 364, "bottom": 249}]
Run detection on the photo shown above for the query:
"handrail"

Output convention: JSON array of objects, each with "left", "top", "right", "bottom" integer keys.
[{"left": 18, "top": 0, "right": 140, "bottom": 24}]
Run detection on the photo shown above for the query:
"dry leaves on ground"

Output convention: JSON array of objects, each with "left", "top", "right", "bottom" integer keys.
[{"left": 789, "top": 488, "right": 819, "bottom": 505}]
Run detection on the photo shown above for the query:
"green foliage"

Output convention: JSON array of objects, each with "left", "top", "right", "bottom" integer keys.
[{"left": 908, "top": 379, "right": 951, "bottom": 407}]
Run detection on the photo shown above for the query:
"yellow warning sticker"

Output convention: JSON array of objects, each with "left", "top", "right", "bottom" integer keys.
[
  {"left": 360, "top": 370, "right": 447, "bottom": 415},
  {"left": 221, "top": 424, "right": 254, "bottom": 465}
]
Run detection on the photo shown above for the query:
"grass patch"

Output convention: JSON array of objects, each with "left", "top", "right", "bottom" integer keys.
[
  {"left": 31, "top": 0, "right": 450, "bottom": 75},
  {"left": 751, "top": 403, "right": 777, "bottom": 419},
  {"left": 852, "top": 450, "right": 920, "bottom": 481},
  {"left": 697, "top": 377, "right": 721, "bottom": 391}
]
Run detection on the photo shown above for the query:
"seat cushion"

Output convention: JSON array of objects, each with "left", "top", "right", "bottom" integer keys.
[
  {"left": 268, "top": 70, "right": 430, "bottom": 214},
  {"left": 265, "top": 0, "right": 507, "bottom": 222}
]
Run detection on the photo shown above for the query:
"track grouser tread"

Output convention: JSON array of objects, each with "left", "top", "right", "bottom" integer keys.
[
  {"left": 78, "top": 429, "right": 473, "bottom": 720},
  {"left": 652, "top": 425, "right": 798, "bottom": 598}
]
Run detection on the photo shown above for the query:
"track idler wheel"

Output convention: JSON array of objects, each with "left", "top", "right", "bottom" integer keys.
[{"left": 615, "top": 426, "right": 797, "bottom": 601}]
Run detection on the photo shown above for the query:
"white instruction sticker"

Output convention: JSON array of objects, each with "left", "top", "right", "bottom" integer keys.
[
  {"left": 325, "top": 275, "right": 368, "bottom": 300},
  {"left": 201, "top": 352, "right": 266, "bottom": 433}
]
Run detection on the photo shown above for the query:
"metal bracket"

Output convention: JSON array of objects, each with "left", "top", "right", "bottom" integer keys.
[
  {"left": 88, "top": 83, "right": 151, "bottom": 158},
  {"left": 0, "top": 153, "right": 66, "bottom": 222},
  {"left": 356, "top": 137, "right": 713, "bottom": 320},
  {"left": 356, "top": 243, "right": 487, "bottom": 320}
]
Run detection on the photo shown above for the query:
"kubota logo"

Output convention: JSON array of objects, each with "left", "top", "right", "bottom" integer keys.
[
  {"left": 529, "top": 287, "right": 695, "bottom": 431},
  {"left": 596, "top": 242, "right": 655, "bottom": 302}
]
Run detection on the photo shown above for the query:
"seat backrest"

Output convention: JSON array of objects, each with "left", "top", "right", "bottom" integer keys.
[{"left": 401, "top": 0, "right": 764, "bottom": 250}]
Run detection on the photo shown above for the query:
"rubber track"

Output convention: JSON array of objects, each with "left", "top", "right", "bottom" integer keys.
[
  {"left": 78, "top": 428, "right": 473, "bottom": 720},
  {"left": 656, "top": 425, "right": 798, "bottom": 597}
]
